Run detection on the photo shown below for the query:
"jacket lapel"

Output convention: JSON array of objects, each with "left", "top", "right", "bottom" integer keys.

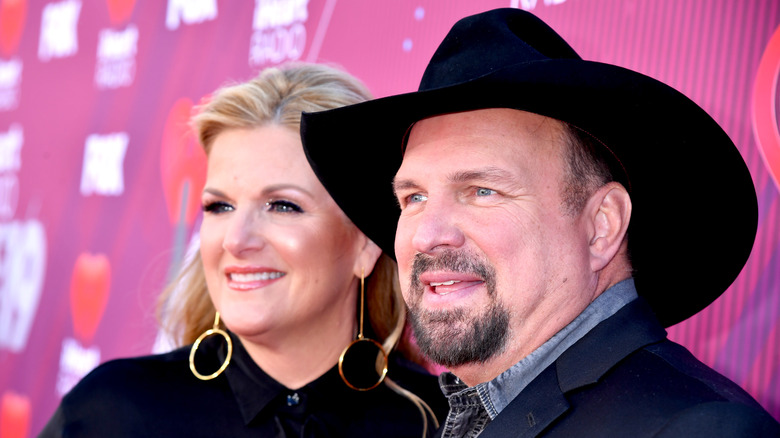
[
  {"left": 478, "top": 365, "right": 569, "bottom": 438},
  {"left": 478, "top": 298, "right": 666, "bottom": 437}
]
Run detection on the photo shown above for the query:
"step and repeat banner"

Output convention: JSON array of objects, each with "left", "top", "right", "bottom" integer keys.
[{"left": 0, "top": 0, "right": 778, "bottom": 435}]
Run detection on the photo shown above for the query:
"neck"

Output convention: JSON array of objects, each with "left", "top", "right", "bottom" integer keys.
[
  {"left": 450, "top": 268, "right": 634, "bottom": 387},
  {"left": 242, "top": 334, "right": 352, "bottom": 389},
  {"left": 238, "top": 295, "right": 358, "bottom": 389},
  {"left": 448, "top": 350, "right": 523, "bottom": 387}
]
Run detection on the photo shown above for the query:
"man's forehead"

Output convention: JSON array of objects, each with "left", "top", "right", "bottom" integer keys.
[
  {"left": 399, "top": 108, "right": 563, "bottom": 171},
  {"left": 404, "top": 108, "right": 562, "bottom": 152},
  {"left": 393, "top": 166, "right": 514, "bottom": 190}
]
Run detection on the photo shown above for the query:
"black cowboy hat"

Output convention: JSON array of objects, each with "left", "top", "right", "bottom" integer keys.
[{"left": 300, "top": 8, "right": 758, "bottom": 327}]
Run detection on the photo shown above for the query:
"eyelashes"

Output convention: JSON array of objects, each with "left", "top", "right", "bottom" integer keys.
[
  {"left": 202, "top": 201, "right": 233, "bottom": 214},
  {"left": 264, "top": 200, "right": 303, "bottom": 214},
  {"left": 398, "top": 186, "right": 497, "bottom": 209},
  {"left": 475, "top": 187, "right": 496, "bottom": 196},
  {"left": 201, "top": 200, "right": 304, "bottom": 215}
]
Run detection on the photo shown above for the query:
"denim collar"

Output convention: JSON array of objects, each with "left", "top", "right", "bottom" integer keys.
[
  {"left": 441, "top": 278, "right": 639, "bottom": 420},
  {"left": 482, "top": 278, "right": 638, "bottom": 418}
]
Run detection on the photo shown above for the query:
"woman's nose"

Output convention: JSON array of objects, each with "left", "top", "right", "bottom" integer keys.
[{"left": 222, "top": 209, "right": 265, "bottom": 256}]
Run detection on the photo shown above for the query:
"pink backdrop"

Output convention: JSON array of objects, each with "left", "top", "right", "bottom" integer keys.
[{"left": 0, "top": 0, "right": 778, "bottom": 436}]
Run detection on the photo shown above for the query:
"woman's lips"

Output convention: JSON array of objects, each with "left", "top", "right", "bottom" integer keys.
[
  {"left": 230, "top": 271, "right": 284, "bottom": 282},
  {"left": 225, "top": 267, "right": 285, "bottom": 291}
]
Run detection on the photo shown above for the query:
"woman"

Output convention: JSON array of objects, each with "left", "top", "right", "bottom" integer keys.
[{"left": 41, "top": 64, "right": 446, "bottom": 437}]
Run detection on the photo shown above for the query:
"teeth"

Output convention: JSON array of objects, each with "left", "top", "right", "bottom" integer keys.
[
  {"left": 230, "top": 272, "right": 285, "bottom": 282},
  {"left": 430, "top": 280, "right": 460, "bottom": 287}
]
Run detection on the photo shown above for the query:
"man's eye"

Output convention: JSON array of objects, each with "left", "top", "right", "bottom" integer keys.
[
  {"left": 266, "top": 200, "right": 303, "bottom": 214},
  {"left": 476, "top": 188, "right": 496, "bottom": 196},
  {"left": 409, "top": 194, "right": 428, "bottom": 204},
  {"left": 203, "top": 201, "right": 233, "bottom": 214}
]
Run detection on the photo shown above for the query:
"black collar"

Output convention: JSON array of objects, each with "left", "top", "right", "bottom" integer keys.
[{"left": 221, "top": 332, "right": 352, "bottom": 426}]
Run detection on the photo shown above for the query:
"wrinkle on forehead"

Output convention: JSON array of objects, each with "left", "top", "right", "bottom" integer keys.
[{"left": 396, "top": 109, "right": 568, "bottom": 194}]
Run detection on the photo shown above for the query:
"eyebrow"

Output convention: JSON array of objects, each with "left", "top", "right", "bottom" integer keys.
[
  {"left": 448, "top": 167, "right": 512, "bottom": 184},
  {"left": 202, "top": 183, "right": 314, "bottom": 199},
  {"left": 391, "top": 178, "right": 420, "bottom": 196},
  {"left": 393, "top": 166, "right": 513, "bottom": 196},
  {"left": 202, "top": 187, "right": 227, "bottom": 198}
]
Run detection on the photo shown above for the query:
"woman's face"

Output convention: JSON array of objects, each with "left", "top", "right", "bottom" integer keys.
[{"left": 200, "top": 125, "right": 369, "bottom": 345}]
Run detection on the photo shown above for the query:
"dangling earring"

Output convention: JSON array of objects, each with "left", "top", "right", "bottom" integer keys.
[
  {"left": 189, "top": 311, "right": 233, "bottom": 380},
  {"left": 338, "top": 268, "right": 389, "bottom": 391}
]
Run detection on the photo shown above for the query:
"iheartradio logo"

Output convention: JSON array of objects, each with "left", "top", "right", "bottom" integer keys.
[
  {"left": 0, "top": 0, "right": 27, "bottom": 57},
  {"left": 94, "top": 25, "right": 138, "bottom": 89},
  {"left": 753, "top": 25, "right": 780, "bottom": 192},
  {"left": 105, "top": 0, "right": 135, "bottom": 25},
  {"left": 249, "top": 0, "right": 307, "bottom": 67},
  {"left": 0, "top": 219, "right": 46, "bottom": 353},
  {"left": 160, "top": 98, "right": 206, "bottom": 227},
  {"left": 0, "top": 391, "right": 30, "bottom": 438},
  {"left": 160, "top": 98, "right": 206, "bottom": 281},
  {"left": 56, "top": 253, "right": 110, "bottom": 396},
  {"left": 69, "top": 252, "right": 111, "bottom": 344}
]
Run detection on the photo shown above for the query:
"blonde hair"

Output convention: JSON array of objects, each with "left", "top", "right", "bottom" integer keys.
[{"left": 157, "top": 63, "right": 438, "bottom": 434}]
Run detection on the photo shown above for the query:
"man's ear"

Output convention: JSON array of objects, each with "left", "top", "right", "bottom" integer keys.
[
  {"left": 353, "top": 234, "right": 383, "bottom": 278},
  {"left": 585, "top": 182, "right": 632, "bottom": 272}
]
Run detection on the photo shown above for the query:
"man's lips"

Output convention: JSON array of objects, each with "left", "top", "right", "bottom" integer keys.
[{"left": 419, "top": 272, "right": 484, "bottom": 296}]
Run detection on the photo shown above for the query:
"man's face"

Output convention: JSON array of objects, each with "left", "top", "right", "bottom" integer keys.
[{"left": 393, "top": 109, "right": 594, "bottom": 370}]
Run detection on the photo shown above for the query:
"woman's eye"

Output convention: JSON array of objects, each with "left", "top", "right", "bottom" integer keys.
[
  {"left": 203, "top": 201, "right": 233, "bottom": 214},
  {"left": 266, "top": 200, "right": 303, "bottom": 214},
  {"left": 476, "top": 187, "right": 496, "bottom": 197}
]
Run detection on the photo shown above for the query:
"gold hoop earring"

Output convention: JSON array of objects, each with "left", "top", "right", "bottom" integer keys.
[
  {"left": 189, "top": 311, "right": 233, "bottom": 381},
  {"left": 339, "top": 268, "right": 389, "bottom": 391}
]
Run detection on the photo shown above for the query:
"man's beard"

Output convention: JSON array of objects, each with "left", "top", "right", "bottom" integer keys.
[{"left": 407, "top": 250, "right": 509, "bottom": 368}]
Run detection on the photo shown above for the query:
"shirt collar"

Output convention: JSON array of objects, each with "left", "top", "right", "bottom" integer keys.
[
  {"left": 441, "top": 278, "right": 639, "bottom": 419},
  {"left": 222, "top": 332, "right": 285, "bottom": 425},
  {"left": 221, "top": 332, "right": 349, "bottom": 426}
]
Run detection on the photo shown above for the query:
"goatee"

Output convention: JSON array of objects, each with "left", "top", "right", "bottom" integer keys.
[{"left": 407, "top": 250, "right": 509, "bottom": 367}]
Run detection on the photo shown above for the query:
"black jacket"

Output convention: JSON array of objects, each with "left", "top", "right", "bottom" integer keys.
[{"left": 478, "top": 298, "right": 780, "bottom": 437}]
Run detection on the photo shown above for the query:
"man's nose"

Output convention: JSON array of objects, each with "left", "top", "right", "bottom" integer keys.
[{"left": 411, "top": 197, "right": 465, "bottom": 254}]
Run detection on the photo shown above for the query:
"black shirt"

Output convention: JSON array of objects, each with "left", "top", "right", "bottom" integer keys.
[{"left": 40, "top": 332, "right": 447, "bottom": 437}]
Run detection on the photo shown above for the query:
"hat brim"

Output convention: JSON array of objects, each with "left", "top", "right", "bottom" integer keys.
[{"left": 301, "top": 59, "right": 758, "bottom": 327}]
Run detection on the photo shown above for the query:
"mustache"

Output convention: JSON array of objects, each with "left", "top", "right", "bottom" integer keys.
[
  {"left": 407, "top": 250, "right": 507, "bottom": 366},
  {"left": 410, "top": 250, "right": 496, "bottom": 294}
]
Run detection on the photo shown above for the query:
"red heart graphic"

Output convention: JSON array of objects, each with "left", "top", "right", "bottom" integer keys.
[
  {"left": 69, "top": 253, "right": 111, "bottom": 344},
  {"left": 160, "top": 97, "right": 207, "bottom": 226},
  {"left": 0, "top": 0, "right": 27, "bottom": 56},
  {"left": 0, "top": 391, "right": 30, "bottom": 438},
  {"left": 105, "top": 0, "right": 135, "bottom": 25},
  {"left": 752, "top": 24, "right": 780, "bottom": 192}
]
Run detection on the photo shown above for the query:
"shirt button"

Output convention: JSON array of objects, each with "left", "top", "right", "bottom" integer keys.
[{"left": 287, "top": 393, "right": 300, "bottom": 406}]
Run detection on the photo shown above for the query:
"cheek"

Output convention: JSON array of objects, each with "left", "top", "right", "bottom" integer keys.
[
  {"left": 473, "top": 214, "right": 547, "bottom": 292},
  {"left": 199, "top": 220, "right": 224, "bottom": 269},
  {"left": 199, "top": 225, "right": 224, "bottom": 298},
  {"left": 394, "top": 220, "right": 416, "bottom": 284},
  {"left": 394, "top": 216, "right": 416, "bottom": 257},
  {"left": 272, "top": 222, "right": 353, "bottom": 274},
  {"left": 267, "top": 228, "right": 309, "bottom": 269}
]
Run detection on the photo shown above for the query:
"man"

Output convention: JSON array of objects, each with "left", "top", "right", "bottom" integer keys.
[{"left": 301, "top": 8, "right": 780, "bottom": 437}]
